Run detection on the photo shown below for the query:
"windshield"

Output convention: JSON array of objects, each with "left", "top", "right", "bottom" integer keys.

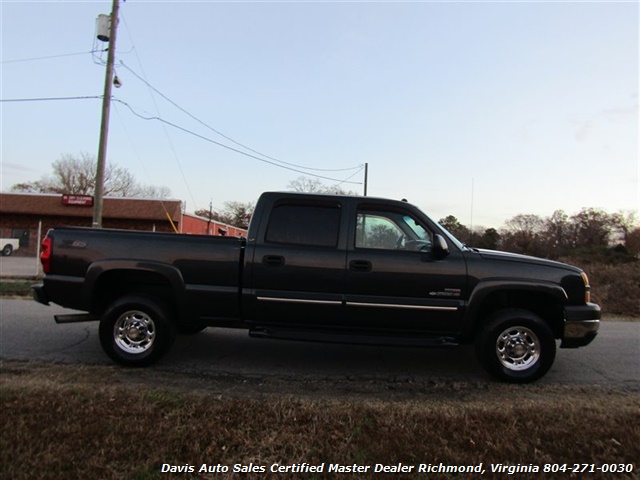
[{"left": 402, "top": 215, "right": 429, "bottom": 241}]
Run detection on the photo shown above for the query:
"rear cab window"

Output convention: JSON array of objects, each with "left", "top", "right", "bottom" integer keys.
[{"left": 265, "top": 203, "right": 341, "bottom": 248}]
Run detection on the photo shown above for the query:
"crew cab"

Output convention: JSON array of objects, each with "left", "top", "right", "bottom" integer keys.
[{"left": 32, "top": 192, "right": 600, "bottom": 382}]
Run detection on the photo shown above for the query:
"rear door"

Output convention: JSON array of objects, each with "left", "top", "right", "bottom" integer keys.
[{"left": 247, "top": 198, "right": 347, "bottom": 327}]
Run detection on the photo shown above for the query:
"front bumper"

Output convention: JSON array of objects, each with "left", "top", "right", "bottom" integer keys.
[{"left": 561, "top": 303, "right": 600, "bottom": 348}]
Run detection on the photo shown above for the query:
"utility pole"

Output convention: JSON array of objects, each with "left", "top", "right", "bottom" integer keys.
[
  {"left": 469, "top": 177, "right": 475, "bottom": 244},
  {"left": 363, "top": 162, "right": 368, "bottom": 196},
  {"left": 208, "top": 200, "right": 213, "bottom": 235},
  {"left": 92, "top": 0, "right": 120, "bottom": 228}
]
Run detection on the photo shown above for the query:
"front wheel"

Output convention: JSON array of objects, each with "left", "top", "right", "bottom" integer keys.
[
  {"left": 99, "top": 295, "right": 176, "bottom": 367},
  {"left": 475, "top": 309, "right": 556, "bottom": 383}
]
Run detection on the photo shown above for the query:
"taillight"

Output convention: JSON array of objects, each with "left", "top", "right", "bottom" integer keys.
[{"left": 41, "top": 236, "right": 52, "bottom": 274}]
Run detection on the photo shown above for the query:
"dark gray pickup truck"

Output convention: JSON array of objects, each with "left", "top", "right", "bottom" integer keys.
[{"left": 33, "top": 191, "right": 600, "bottom": 382}]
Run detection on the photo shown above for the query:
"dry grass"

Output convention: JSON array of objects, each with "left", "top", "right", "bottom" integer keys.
[
  {"left": 0, "top": 280, "right": 33, "bottom": 298},
  {"left": 585, "top": 261, "right": 640, "bottom": 317},
  {"left": 558, "top": 256, "right": 640, "bottom": 317},
  {"left": 1, "top": 361, "right": 638, "bottom": 480}
]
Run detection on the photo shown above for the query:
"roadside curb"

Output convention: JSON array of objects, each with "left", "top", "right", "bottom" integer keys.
[{"left": 1, "top": 276, "right": 42, "bottom": 280}]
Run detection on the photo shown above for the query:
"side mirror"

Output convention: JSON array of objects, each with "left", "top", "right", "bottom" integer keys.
[{"left": 431, "top": 234, "right": 449, "bottom": 259}]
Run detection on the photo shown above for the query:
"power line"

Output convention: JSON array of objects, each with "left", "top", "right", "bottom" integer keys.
[
  {"left": 118, "top": 60, "right": 363, "bottom": 174},
  {"left": 1, "top": 50, "right": 101, "bottom": 64},
  {"left": 117, "top": 11, "right": 200, "bottom": 211},
  {"left": 328, "top": 166, "right": 365, "bottom": 192},
  {"left": 113, "top": 98, "right": 362, "bottom": 185},
  {"left": 0, "top": 96, "right": 102, "bottom": 102},
  {"left": 1, "top": 93, "right": 362, "bottom": 185},
  {"left": 112, "top": 102, "right": 182, "bottom": 226}
]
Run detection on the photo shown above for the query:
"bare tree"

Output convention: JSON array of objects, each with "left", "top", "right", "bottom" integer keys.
[
  {"left": 52, "top": 153, "right": 99, "bottom": 195},
  {"left": 135, "top": 184, "right": 173, "bottom": 199},
  {"left": 626, "top": 227, "right": 640, "bottom": 257},
  {"left": 570, "top": 208, "right": 614, "bottom": 249},
  {"left": 611, "top": 211, "right": 638, "bottom": 245},
  {"left": 195, "top": 201, "right": 255, "bottom": 229},
  {"left": 500, "top": 214, "right": 545, "bottom": 256},
  {"left": 438, "top": 215, "right": 470, "bottom": 242},
  {"left": 10, "top": 153, "right": 171, "bottom": 198},
  {"left": 543, "top": 210, "right": 572, "bottom": 257},
  {"left": 286, "top": 176, "right": 357, "bottom": 195},
  {"left": 475, "top": 227, "right": 501, "bottom": 250},
  {"left": 221, "top": 201, "right": 254, "bottom": 229}
]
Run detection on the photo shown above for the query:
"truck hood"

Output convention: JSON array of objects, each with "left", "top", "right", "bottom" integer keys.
[{"left": 474, "top": 248, "right": 581, "bottom": 273}]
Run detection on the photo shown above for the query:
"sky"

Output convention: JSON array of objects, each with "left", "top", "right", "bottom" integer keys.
[{"left": 1, "top": 0, "right": 638, "bottom": 229}]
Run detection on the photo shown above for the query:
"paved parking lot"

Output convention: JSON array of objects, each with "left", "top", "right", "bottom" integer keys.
[{"left": 0, "top": 256, "right": 42, "bottom": 279}]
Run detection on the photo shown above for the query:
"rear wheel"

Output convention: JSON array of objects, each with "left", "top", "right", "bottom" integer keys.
[
  {"left": 2, "top": 245, "right": 13, "bottom": 256},
  {"left": 99, "top": 295, "right": 176, "bottom": 367},
  {"left": 476, "top": 309, "right": 556, "bottom": 383}
]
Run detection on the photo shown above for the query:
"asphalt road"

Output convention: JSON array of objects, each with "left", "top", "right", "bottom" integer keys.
[{"left": 1, "top": 298, "right": 638, "bottom": 388}]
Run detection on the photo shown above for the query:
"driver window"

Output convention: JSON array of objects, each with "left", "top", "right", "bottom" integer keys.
[
  {"left": 356, "top": 213, "right": 403, "bottom": 249},
  {"left": 356, "top": 210, "right": 433, "bottom": 251}
]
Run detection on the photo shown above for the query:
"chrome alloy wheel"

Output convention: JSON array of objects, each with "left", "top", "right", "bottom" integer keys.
[
  {"left": 113, "top": 310, "right": 156, "bottom": 354},
  {"left": 496, "top": 326, "right": 541, "bottom": 371}
]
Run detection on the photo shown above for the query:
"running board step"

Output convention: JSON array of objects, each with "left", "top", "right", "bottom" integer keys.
[
  {"left": 54, "top": 313, "right": 99, "bottom": 324},
  {"left": 249, "top": 327, "right": 458, "bottom": 348}
]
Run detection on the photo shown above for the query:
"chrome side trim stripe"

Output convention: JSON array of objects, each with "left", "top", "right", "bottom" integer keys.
[
  {"left": 257, "top": 297, "right": 342, "bottom": 306},
  {"left": 347, "top": 302, "right": 457, "bottom": 311},
  {"left": 257, "top": 296, "right": 457, "bottom": 312}
]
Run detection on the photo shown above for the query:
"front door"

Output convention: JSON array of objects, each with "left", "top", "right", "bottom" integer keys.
[{"left": 344, "top": 207, "right": 467, "bottom": 334}]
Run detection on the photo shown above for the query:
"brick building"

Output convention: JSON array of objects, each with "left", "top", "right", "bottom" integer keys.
[
  {"left": 0, "top": 193, "right": 182, "bottom": 256},
  {"left": 0, "top": 193, "right": 248, "bottom": 256},
  {"left": 180, "top": 213, "right": 247, "bottom": 238}
]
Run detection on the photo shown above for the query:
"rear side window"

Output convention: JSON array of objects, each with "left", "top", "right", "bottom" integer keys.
[{"left": 265, "top": 204, "right": 340, "bottom": 247}]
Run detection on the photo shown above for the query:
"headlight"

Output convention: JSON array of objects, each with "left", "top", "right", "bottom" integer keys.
[{"left": 580, "top": 272, "right": 591, "bottom": 303}]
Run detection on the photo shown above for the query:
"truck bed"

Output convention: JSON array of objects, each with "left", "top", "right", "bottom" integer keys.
[{"left": 42, "top": 227, "right": 245, "bottom": 321}]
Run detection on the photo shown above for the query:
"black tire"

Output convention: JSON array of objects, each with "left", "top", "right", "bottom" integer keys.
[
  {"left": 99, "top": 295, "right": 176, "bottom": 367},
  {"left": 475, "top": 309, "right": 556, "bottom": 383},
  {"left": 2, "top": 245, "right": 13, "bottom": 256}
]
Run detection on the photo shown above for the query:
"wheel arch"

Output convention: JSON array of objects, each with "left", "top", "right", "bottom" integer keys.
[
  {"left": 463, "top": 281, "right": 567, "bottom": 340},
  {"left": 84, "top": 260, "right": 188, "bottom": 322}
]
